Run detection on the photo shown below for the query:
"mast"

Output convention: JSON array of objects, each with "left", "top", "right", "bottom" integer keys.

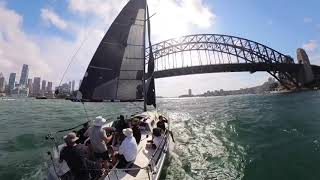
[{"left": 143, "top": 2, "right": 147, "bottom": 112}]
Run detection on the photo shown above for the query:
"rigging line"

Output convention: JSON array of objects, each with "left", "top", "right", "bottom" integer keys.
[
  {"left": 82, "top": 101, "right": 90, "bottom": 121},
  {"left": 57, "top": 33, "right": 88, "bottom": 88},
  {"left": 57, "top": 7, "right": 116, "bottom": 89}
]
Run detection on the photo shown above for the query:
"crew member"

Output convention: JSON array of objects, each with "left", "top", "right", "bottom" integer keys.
[
  {"left": 85, "top": 116, "right": 112, "bottom": 161},
  {"left": 60, "top": 132, "right": 93, "bottom": 180},
  {"left": 156, "top": 115, "right": 168, "bottom": 132},
  {"left": 113, "top": 128, "right": 138, "bottom": 168}
]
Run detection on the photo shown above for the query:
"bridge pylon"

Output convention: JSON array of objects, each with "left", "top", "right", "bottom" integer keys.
[{"left": 295, "top": 48, "right": 315, "bottom": 86}]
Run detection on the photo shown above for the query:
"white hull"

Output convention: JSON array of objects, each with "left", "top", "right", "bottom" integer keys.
[{"left": 47, "top": 111, "right": 171, "bottom": 180}]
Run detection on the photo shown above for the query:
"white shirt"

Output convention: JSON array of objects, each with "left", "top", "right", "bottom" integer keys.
[{"left": 118, "top": 136, "right": 138, "bottom": 162}]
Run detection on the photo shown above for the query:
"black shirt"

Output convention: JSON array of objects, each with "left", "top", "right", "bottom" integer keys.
[
  {"left": 156, "top": 121, "right": 166, "bottom": 131},
  {"left": 113, "top": 120, "right": 129, "bottom": 132},
  {"left": 76, "top": 127, "right": 88, "bottom": 144},
  {"left": 60, "top": 144, "right": 89, "bottom": 174},
  {"left": 132, "top": 125, "right": 141, "bottom": 144}
]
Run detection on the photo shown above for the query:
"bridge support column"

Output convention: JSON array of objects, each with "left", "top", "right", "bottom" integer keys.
[{"left": 296, "top": 48, "right": 315, "bottom": 86}]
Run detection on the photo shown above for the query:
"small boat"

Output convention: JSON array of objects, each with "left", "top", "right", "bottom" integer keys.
[
  {"left": 46, "top": 0, "right": 172, "bottom": 179},
  {"left": 36, "top": 96, "right": 48, "bottom": 99}
]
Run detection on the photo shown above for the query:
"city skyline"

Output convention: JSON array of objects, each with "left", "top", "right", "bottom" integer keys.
[{"left": 0, "top": 63, "right": 80, "bottom": 97}]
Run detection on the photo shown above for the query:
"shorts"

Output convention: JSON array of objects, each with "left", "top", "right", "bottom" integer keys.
[{"left": 94, "top": 151, "right": 109, "bottom": 161}]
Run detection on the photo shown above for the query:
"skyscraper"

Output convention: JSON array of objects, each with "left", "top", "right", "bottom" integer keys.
[
  {"left": 8, "top": 73, "right": 16, "bottom": 91},
  {"left": 79, "top": 80, "right": 82, "bottom": 90},
  {"left": 19, "top": 64, "right": 29, "bottom": 86},
  {"left": 68, "top": 81, "right": 72, "bottom": 93},
  {"left": 33, "top": 77, "right": 41, "bottom": 96},
  {"left": 27, "top": 79, "right": 33, "bottom": 95},
  {"left": 41, "top": 80, "right": 46, "bottom": 92},
  {"left": 71, "top": 80, "right": 75, "bottom": 92},
  {"left": 47, "top": 82, "right": 53, "bottom": 92},
  {"left": 0, "top": 73, "right": 5, "bottom": 92},
  {"left": 188, "top": 89, "right": 192, "bottom": 96}
]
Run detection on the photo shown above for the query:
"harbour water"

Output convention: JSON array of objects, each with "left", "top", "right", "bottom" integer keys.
[{"left": 0, "top": 91, "right": 320, "bottom": 180}]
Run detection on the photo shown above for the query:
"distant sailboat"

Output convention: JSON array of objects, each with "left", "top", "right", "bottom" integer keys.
[{"left": 47, "top": 0, "right": 171, "bottom": 179}]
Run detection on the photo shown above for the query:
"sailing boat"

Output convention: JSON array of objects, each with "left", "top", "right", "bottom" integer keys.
[{"left": 46, "top": 0, "right": 171, "bottom": 179}]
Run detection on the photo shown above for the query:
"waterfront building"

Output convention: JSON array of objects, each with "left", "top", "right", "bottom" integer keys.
[
  {"left": 71, "top": 80, "right": 75, "bottom": 92},
  {"left": 19, "top": 64, "right": 29, "bottom": 87},
  {"left": 8, "top": 73, "right": 16, "bottom": 92},
  {"left": 188, "top": 89, "right": 192, "bottom": 96},
  {"left": 41, "top": 80, "right": 46, "bottom": 93},
  {"left": 47, "top": 82, "right": 53, "bottom": 92},
  {"left": 68, "top": 81, "right": 72, "bottom": 93},
  {"left": 10, "top": 87, "right": 29, "bottom": 98},
  {"left": 0, "top": 73, "right": 5, "bottom": 92},
  {"left": 33, "top": 77, "right": 41, "bottom": 96},
  {"left": 46, "top": 82, "right": 53, "bottom": 98},
  {"left": 55, "top": 83, "right": 71, "bottom": 97},
  {"left": 27, "top": 79, "right": 33, "bottom": 96}
]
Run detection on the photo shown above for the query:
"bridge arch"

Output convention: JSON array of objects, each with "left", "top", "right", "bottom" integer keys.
[{"left": 147, "top": 34, "right": 299, "bottom": 88}]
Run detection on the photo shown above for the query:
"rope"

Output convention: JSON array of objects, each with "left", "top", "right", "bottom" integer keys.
[{"left": 55, "top": 121, "right": 90, "bottom": 133}]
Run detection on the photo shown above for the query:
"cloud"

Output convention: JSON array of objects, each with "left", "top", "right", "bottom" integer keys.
[
  {"left": 0, "top": 3, "right": 51, "bottom": 80},
  {"left": 41, "top": 8, "right": 68, "bottom": 30},
  {"left": 303, "top": 40, "right": 318, "bottom": 52},
  {"left": 303, "top": 17, "right": 313, "bottom": 23},
  {"left": 68, "top": 0, "right": 216, "bottom": 41},
  {"left": 149, "top": 0, "right": 215, "bottom": 41},
  {"left": 68, "top": 0, "right": 128, "bottom": 23}
]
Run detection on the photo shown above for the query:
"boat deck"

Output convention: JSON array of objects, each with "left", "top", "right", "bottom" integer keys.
[{"left": 102, "top": 132, "right": 156, "bottom": 180}]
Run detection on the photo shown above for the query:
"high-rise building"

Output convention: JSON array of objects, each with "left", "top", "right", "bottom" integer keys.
[
  {"left": 27, "top": 78, "right": 33, "bottom": 96},
  {"left": 33, "top": 77, "right": 41, "bottom": 96},
  {"left": 47, "top": 82, "right": 53, "bottom": 92},
  {"left": 41, "top": 80, "right": 46, "bottom": 91},
  {"left": 8, "top": 73, "right": 16, "bottom": 91},
  {"left": 188, "top": 89, "right": 192, "bottom": 96},
  {"left": 68, "top": 81, "right": 72, "bottom": 93},
  {"left": 0, "top": 73, "right": 5, "bottom": 92},
  {"left": 71, "top": 80, "right": 75, "bottom": 92},
  {"left": 19, "top": 64, "right": 29, "bottom": 86},
  {"left": 79, "top": 80, "right": 82, "bottom": 90}
]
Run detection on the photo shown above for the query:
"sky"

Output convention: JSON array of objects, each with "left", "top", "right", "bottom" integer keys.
[{"left": 0, "top": 0, "right": 319, "bottom": 97}]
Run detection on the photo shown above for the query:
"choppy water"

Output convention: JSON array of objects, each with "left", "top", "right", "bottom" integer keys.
[{"left": 1, "top": 91, "right": 320, "bottom": 180}]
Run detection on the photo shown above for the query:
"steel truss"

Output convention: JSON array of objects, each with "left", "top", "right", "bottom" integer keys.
[{"left": 146, "top": 34, "right": 298, "bottom": 88}]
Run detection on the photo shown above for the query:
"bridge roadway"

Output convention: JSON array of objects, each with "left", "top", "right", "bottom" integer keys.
[{"left": 154, "top": 63, "right": 320, "bottom": 79}]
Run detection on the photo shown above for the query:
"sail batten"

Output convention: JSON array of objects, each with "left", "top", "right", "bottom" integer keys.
[{"left": 79, "top": 0, "right": 147, "bottom": 102}]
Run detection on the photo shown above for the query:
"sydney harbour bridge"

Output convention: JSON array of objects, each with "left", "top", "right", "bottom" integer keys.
[{"left": 146, "top": 34, "right": 320, "bottom": 89}]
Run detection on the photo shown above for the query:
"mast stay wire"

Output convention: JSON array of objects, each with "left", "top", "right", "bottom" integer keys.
[{"left": 56, "top": 10, "right": 117, "bottom": 90}]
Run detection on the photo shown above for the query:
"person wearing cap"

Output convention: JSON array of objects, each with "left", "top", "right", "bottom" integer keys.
[
  {"left": 59, "top": 132, "right": 91, "bottom": 180},
  {"left": 113, "top": 128, "right": 138, "bottom": 168},
  {"left": 85, "top": 116, "right": 112, "bottom": 161}
]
